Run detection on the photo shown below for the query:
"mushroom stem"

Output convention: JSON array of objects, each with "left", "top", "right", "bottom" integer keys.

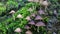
[
  {"left": 19, "top": 33, "right": 21, "bottom": 34},
  {"left": 45, "top": 6, "right": 47, "bottom": 12},
  {"left": 37, "top": 26, "right": 39, "bottom": 32},
  {"left": 12, "top": 14, "right": 15, "bottom": 21}
]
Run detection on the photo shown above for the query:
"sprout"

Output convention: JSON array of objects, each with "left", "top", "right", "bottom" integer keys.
[
  {"left": 26, "top": 30, "right": 32, "bottom": 34},
  {"left": 14, "top": 28, "right": 22, "bottom": 34},
  {"left": 9, "top": 10, "right": 15, "bottom": 14},
  {"left": 17, "top": 14, "right": 23, "bottom": 18},
  {"left": 35, "top": 15, "right": 43, "bottom": 20},
  {"left": 24, "top": 25, "right": 30, "bottom": 30},
  {"left": 25, "top": 16, "right": 31, "bottom": 21},
  {"left": 38, "top": 9, "right": 45, "bottom": 15},
  {"left": 28, "top": 20, "right": 35, "bottom": 25},
  {"left": 35, "top": 22, "right": 45, "bottom": 32}
]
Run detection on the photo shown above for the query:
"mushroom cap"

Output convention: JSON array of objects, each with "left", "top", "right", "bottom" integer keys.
[
  {"left": 24, "top": 25, "right": 30, "bottom": 29},
  {"left": 42, "top": 1, "right": 49, "bottom": 6},
  {"left": 9, "top": 10, "right": 15, "bottom": 14},
  {"left": 35, "top": 22, "right": 45, "bottom": 26},
  {"left": 17, "top": 14, "right": 23, "bottom": 18},
  {"left": 30, "top": 13, "right": 36, "bottom": 17},
  {"left": 14, "top": 28, "right": 22, "bottom": 33},
  {"left": 28, "top": 8, "right": 33, "bottom": 12},
  {"left": 28, "top": 20, "right": 35, "bottom": 25},
  {"left": 28, "top": 0, "right": 33, "bottom": 2},
  {"left": 53, "top": 10, "right": 57, "bottom": 15},
  {"left": 25, "top": 16, "right": 31, "bottom": 21},
  {"left": 34, "top": 0, "right": 39, "bottom": 2},
  {"left": 38, "top": 9, "right": 45, "bottom": 14},
  {"left": 35, "top": 15, "right": 42, "bottom": 20},
  {"left": 26, "top": 30, "right": 32, "bottom": 34}
]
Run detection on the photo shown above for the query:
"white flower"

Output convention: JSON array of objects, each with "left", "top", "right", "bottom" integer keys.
[
  {"left": 17, "top": 14, "right": 23, "bottom": 18},
  {"left": 9, "top": 10, "right": 15, "bottom": 14},
  {"left": 14, "top": 28, "right": 22, "bottom": 33}
]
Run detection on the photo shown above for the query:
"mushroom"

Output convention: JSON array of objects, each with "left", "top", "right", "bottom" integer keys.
[
  {"left": 42, "top": 0, "right": 49, "bottom": 7},
  {"left": 28, "top": 20, "right": 35, "bottom": 27},
  {"left": 53, "top": 10, "right": 57, "bottom": 16},
  {"left": 24, "top": 25, "right": 30, "bottom": 30},
  {"left": 17, "top": 14, "right": 23, "bottom": 18},
  {"left": 42, "top": 0, "right": 49, "bottom": 12},
  {"left": 27, "top": 0, "right": 33, "bottom": 2},
  {"left": 25, "top": 16, "right": 31, "bottom": 21},
  {"left": 14, "top": 28, "right": 22, "bottom": 34},
  {"left": 26, "top": 30, "right": 32, "bottom": 34},
  {"left": 35, "top": 15, "right": 43, "bottom": 20},
  {"left": 9, "top": 10, "right": 15, "bottom": 20},
  {"left": 38, "top": 9, "right": 45, "bottom": 15},
  {"left": 30, "top": 13, "right": 36, "bottom": 17},
  {"left": 28, "top": 8, "right": 33, "bottom": 14},
  {"left": 28, "top": 20, "right": 35, "bottom": 25},
  {"left": 9, "top": 10, "right": 15, "bottom": 14},
  {"left": 35, "top": 22, "right": 45, "bottom": 32}
]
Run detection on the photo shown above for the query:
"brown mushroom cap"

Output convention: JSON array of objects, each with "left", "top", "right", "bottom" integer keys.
[
  {"left": 14, "top": 28, "right": 22, "bottom": 33},
  {"left": 35, "top": 15, "right": 43, "bottom": 20},
  {"left": 35, "top": 22, "right": 45, "bottom": 26},
  {"left": 26, "top": 30, "right": 32, "bottom": 34},
  {"left": 28, "top": 20, "right": 35, "bottom": 25}
]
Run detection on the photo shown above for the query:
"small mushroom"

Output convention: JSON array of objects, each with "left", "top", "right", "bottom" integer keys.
[
  {"left": 14, "top": 28, "right": 22, "bottom": 34},
  {"left": 28, "top": 8, "right": 33, "bottom": 12},
  {"left": 9, "top": 10, "right": 15, "bottom": 20},
  {"left": 9, "top": 10, "right": 15, "bottom": 14},
  {"left": 30, "top": 13, "right": 36, "bottom": 17},
  {"left": 27, "top": 0, "right": 33, "bottom": 2},
  {"left": 24, "top": 25, "right": 30, "bottom": 30},
  {"left": 35, "top": 15, "right": 43, "bottom": 20},
  {"left": 25, "top": 16, "right": 31, "bottom": 21},
  {"left": 53, "top": 10, "right": 57, "bottom": 16},
  {"left": 42, "top": 1, "right": 49, "bottom": 7},
  {"left": 35, "top": 22, "right": 45, "bottom": 32},
  {"left": 38, "top": 9, "right": 45, "bottom": 15},
  {"left": 17, "top": 14, "right": 23, "bottom": 18},
  {"left": 26, "top": 30, "right": 32, "bottom": 34},
  {"left": 42, "top": 0, "right": 49, "bottom": 12},
  {"left": 28, "top": 20, "right": 35, "bottom": 25}
]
